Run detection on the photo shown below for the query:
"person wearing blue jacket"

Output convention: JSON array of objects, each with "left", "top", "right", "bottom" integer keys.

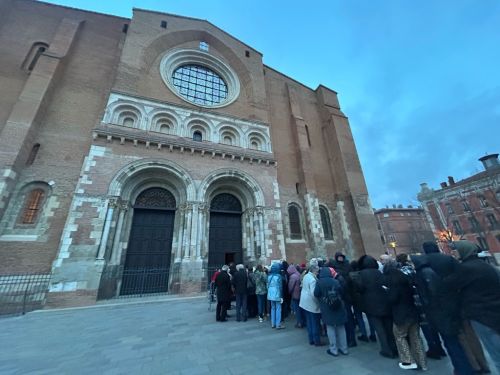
[{"left": 267, "top": 263, "right": 284, "bottom": 329}]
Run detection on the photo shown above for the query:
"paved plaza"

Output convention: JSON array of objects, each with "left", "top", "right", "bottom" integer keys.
[{"left": 0, "top": 296, "right": 470, "bottom": 375}]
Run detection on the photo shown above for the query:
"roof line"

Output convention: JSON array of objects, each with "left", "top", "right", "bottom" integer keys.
[
  {"left": 132, "top": 7, "right": 263, "bottom": 56},
  {"left": 31, "top": 0, "right": 130, "bottom": 21}
]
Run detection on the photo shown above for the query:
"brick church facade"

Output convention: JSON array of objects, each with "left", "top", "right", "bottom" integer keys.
[{"left": 0, "top": 0, "right": 382, "bottom": 307}]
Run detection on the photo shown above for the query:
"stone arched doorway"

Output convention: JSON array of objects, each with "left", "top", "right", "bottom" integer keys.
[
  {"left": 208, "top": 193, "right": 242, "bottom": 267},
  {"left": 121, "top": 187, "right": 176, "bottom": 295}
]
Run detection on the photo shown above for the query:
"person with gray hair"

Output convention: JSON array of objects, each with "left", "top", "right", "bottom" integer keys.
[
  {"left": 232, "top": 263, "right": 248, "bottom": 322},
  {"left": 300, "top": 264, "right": 323, "bottom": 346}
]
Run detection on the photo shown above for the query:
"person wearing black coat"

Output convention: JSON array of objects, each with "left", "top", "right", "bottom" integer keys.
[
  {"left": 314, "top": 267, "right": 348, "bottom": 356},
  {"left": 231, "top": 264, "right": 248, "bottom": 322},
  {"left": 331, "top": 252, "right": 356, "bottom": 347},
  {"left": 412, "top": 242, "right": 475, "bottom": 375},
  {"left": 356, "top": 255, "right": 397, "bottom": 358},
  {"left": 215, "top": 265, "right": 232, "bottom": 322},
  {"left": 446, "top": 240, "right": 500, "bottom": 373},
  {"left": 384, "top": 259, "right": 427, "bottom": 370}
]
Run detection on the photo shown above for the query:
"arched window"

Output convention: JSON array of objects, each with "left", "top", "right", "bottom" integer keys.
[
  {"left": 26, "top": 143, "right": 40, "bottom": 166},
  {"left": 20, "top": 188, "right": 46, "bottom": 224},
  {"left": 223, "top": 136, "right": 232, "bottom": 145},
  {"left": 320, "top": 206, "right": 333, "bottom": 240},
  {"left": 250, "top": 141, "right": 259, "bottom": 150},
  {"left": 22, "top": 42, "right": 49, "bottom": 72},
  {"left": 193, "top": 131, "right": 202, "bottom": 142},
  {"left": 288, "top": 204, "right": 302, "bottom": 239}
]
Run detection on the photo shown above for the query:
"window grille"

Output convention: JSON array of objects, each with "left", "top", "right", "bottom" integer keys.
[
  {"left": 289, "top": 205, "right": 302, "bottom": 239},
  {"left": 22, "top": 189, "right": 45, "bottom": 224}
]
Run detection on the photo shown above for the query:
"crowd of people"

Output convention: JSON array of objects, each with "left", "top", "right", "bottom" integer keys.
[{"left": 211, "top": 240, "right": 500, "bottom": 374}]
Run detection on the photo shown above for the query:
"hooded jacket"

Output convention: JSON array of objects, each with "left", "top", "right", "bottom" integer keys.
[
  {"left": 332, "top": 252, "right": 350, "bottom": 278},
  {"left": 358, "top": 255, "right": 390, "bottom": 317},
  {"left": 445, "top": 241, "right": 500, "bottom": 334},
  {"left": 287, "top": 265, "right": 301, "bottom": 300},
  {"left": 267, "top": 263, "right": 283, "bottom": 301},
  {"left": 383, "top": 261, "right": 419, "bottom": 326},
  {"left": 411, "top": 254, "right": 461, "bottom": 336},
  {"left": 314, "top": 267, "right": 347, "bottom": 326}
]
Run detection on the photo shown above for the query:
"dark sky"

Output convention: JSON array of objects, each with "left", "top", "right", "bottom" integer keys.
[{"left": 43, "top": 0, "right": 500, "bottom": 208}]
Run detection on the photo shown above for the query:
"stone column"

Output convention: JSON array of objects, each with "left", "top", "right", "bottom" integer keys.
[
  {"left": 182, "top": 203, "right": 193, "bottom": 260},
  {"left": 256, "top": 206, "right": 266, "bottom": 260},
  {"left": 189, "top": 202, "right": 199, "bottom": 260},
  {"left": 110, "top": 200, "right": 129, "bottom": 264},
  {"left": 175, "top": 204, "right": 186, "bottom": 262},
  {"left": 247, "top": 208, "right": 256, "bottom": 261},
  {"left": 196, "top": 203, "right": 208, "bottom": 260},
  {"left": 96, "top": 197, "right": 118, "bottom": 260}
]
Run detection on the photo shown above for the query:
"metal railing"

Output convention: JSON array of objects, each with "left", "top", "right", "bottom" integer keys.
[{"left": 0, "top": 273, "right": 51, "bottom": 317}]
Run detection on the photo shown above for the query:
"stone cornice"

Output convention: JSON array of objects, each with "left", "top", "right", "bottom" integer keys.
[{"left": 92, "top": 124, "right": 277, "bottom": 167}]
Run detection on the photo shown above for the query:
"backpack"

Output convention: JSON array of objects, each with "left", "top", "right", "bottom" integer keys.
[{"left": 322, "top": 285, "right": 342, "bottom": 310}]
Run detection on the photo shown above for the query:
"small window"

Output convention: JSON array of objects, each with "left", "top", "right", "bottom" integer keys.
[
  {"left": 193, "top": 131, "right": 202, "bottom": 142},
  {"left": 288, "top": 205, "right": 302, "bottom": 239},
  {"left": 478, "top": 196, "right": 488, "bottom": 208},
  {"left": 320, "top": 206, "right": 333, "bottom": 240},
  {"left": 251, "top": 141, "right": 259, "bottom": 150},
  {"left": 462, "top": 201, "right": 471, "bottom": 212},
  {"left": 245, "top": 50, "right": 250, "bottom": 58},
  {"left": 160, "top": 20, "right": 167, "bottom": 29},
  {"left": 486, "top": 214, "right": 497, "bottom": 227},
  {"left": 199, "top": 41, "right": 209, "bottom": 51},
  {"left": 122, "top": 24, "right": 129, "bottom": 33},
  {"left": 26, "top": 143, "right": 40, "bottom": 166},
  {"left": 22, "top": 42, "right": 49, "bottom": 72},
  {"left": 383, "top": 213, "right": 389, "bottom": 218},
  {"left": 445, "top": 203, "right": 454, "bottom": 214},
  {"left": 295, "top": 183, "right": 300, "bottom": 195},
  {"left": 21, "top": 189, "right": 45, "bottom": 224},
  {"left": 477, "top": 236, "right": 489, "bottom": 250},
  {"left": 452, "top": 220, "right": 463, "bottom": 234},
  {"left": 305, "top": 124, "right": 311, "bottom": 147},
  {"left": 468, "top": 216, "right": 480, "bottom": 230}
]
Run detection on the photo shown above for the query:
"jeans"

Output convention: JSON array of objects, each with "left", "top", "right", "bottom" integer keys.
[
  {"left": 326, "top": 324, "right": 348, "bottom": 354},
  {"left": 354, "top": 308, "right": 374, "bottom": 337},
  {"left": 441, "top": 334, "right": 475, "bottom": 375},
  {"left": 235, "top": 293, "right": 247, "bottom": 321},
  {"left": 257, "top": 294, "right": 266, "bottom": 318},
  {"left": 305, "top": 310, "right": 321, "bottom": 345},
  {"left": 471, "top": 320, "right": 500, "bottom": 373},
  {"left": 270, "top": 300, "right": 282, "bottom": 327},
  {"left": 291, "top": 299, "right": 301, "bottom": 325}
]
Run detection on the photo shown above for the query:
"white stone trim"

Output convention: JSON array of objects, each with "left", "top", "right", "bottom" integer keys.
[
  {"left": 159, "top": 48, "right": 240, "bottom": 108},
  {"left": 102, "top": 92, "right": 272, "bottom": 153}
]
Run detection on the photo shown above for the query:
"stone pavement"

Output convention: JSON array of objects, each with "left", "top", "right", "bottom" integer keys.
[{"left": 0, "top": 296, "right": 477, "bottom": 375}]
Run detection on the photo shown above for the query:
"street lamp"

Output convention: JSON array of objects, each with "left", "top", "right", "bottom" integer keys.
[{"left": 389, "top": 241, "right": 397, "bottom": 256}]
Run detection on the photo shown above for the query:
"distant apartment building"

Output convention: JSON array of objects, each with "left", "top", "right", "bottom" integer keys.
[
  {"left": 418, "top": 154, "right": 500, "bottom": 261},
  {"left": 374, "top": 205, "right": 435, "bottom": 255}
]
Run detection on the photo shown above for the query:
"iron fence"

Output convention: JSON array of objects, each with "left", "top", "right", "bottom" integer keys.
[{"left": 0, "top": 273, "right": 51, "bottom": 317}]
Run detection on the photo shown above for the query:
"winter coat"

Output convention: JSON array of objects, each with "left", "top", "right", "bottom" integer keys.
[
  {"left": 215, "top": 271, "right": 232, "bottom": 302},
  {"left": 383, "top": 264, "right": 419, "bottom": 326},
  {"left": 300, "top": 271, "right": 320, "bottom": 313},
  {"left": 267, "top": 263, "right": 283, "bottom": 301},
  {"left": 254, "top": 270, "right": 267, "bottom": 295},
  {"left": 232, "top": 269, "right": 248, "bottom": 295},
  {"left": 287, "top": 265, "right": 301, "bottom": 300},
  {"left": 348, "top": 270, "right": 364, "bottom": 311},
  {"left": 314, "top": 267, "right": 347, "bottom": 326},
  {"left": 445, "top": 241, "right": 500, "bottom": 335},
  {"left": 411, "top": 254, "right": 461, "bottom": 336},
  {"left": 357, "top": 255, "right": 390, "bottom": 317}
]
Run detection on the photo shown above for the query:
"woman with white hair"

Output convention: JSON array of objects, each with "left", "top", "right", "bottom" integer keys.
[{"left": 300, "top": 264, "right": 323, "bottom": 346}]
